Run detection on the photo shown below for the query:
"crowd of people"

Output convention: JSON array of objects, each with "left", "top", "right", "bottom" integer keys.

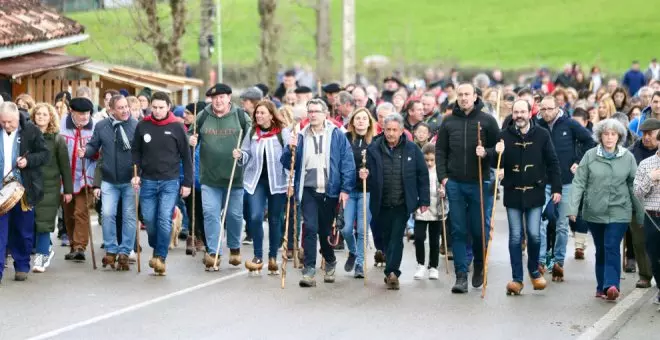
[{"left": 0, "top": 60, "right": 659, "bottom": 308}]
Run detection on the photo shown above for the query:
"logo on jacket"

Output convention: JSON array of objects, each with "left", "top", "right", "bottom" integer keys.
[
  {"left": 165, "top": 131, "right": 172, "bottom": 135},
  {"left": 407, "top": 157, "right": 412, "bottom": 161},
  {"left": 562, "top": 131, "right": 567, "bottom": 136},
  {"left": 144, "top": 134, "right": 152, "bottom": 143}
]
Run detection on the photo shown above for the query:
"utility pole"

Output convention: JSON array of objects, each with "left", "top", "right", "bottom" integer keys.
[
  {"left": 199, "top": 0, "right": 214, "bottom": 90},
  {"left": 216, "top": 0, "right": 223, "bottom": 83},
  {"left": 342, "top": 0, "right": 355, "bottom": 85}
]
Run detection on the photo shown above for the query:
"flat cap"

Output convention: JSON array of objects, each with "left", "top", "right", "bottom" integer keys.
[
  {"left": 640, "top": 118, "right": 660, "bottom": 131},
  {"left": 295, "top": 86, "right": 312, "bottom": 94},
  {"left": 240, "top": 86, "right": 264, "bottom": 100},
  {"left": 70, "top": 97, "right": 94, "bottom": 113},
  {"left": 206, "top": 83, "right": 232, "bottom": 97},
  {"left": 322, "top": 83, "right": 341, "bottom": 93}
]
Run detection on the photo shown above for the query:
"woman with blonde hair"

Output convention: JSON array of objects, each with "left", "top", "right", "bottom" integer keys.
[
  {"left": 341, "top": 107, "right": 378, "bottom": 278},
  {"left": 595, "top": 96, "right": 616, "bottom": 123},
  {"left": 30, "top": 103, "right": 74, "bottom": 273},
  {"left": 16, "top": 93, "right": 35, "bottom": 112}
]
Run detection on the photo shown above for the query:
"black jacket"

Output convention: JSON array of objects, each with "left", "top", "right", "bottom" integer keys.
[
  {"left": 345, "top": 132, "right": 371, "bottom": 192},
  {"left": 537, "top": 112, "right": 595, "bottom": 184},
  {"left": 85, "top": 117, "right": 138, "bottom": 184},
  {"left": 497, "top": 124, "right": 562, "bottom": 209},
  {"left": 629, "top": 139, "right": 657, "bottom": 165},
  {"left": 16, "top": 114, "right": 50, "bottom": 206},
  {"left": 367, "top": 135, "right": 430, "bottom": 217},
  {"left": 435, "top": 98, "right": 499, "bottom": 183}
]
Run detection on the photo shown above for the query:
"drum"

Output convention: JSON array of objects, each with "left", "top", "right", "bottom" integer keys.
[{"left": 0, "top": 180, "right": 25, "bottom": 215}]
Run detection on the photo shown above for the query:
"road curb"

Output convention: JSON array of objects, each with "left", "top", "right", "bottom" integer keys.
[{"left": 577, "top": 287, "right": 656, "bottom": 340}]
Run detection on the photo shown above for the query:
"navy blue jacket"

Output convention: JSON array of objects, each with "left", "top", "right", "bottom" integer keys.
[
  {"left": 622, "top": 69, "right": 646, "bottom": 96},
  {"left": 367, "top": 135, "right": 430, "bottom": 217},
  {"left": 85, "top": 117, "right": 138, "bottom": 184},
  {"left": 537, "top": 112, "right": 596, "bottom": 185}
]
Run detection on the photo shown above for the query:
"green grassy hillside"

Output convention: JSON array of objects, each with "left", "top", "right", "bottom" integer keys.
[{"left": 65, "top": 0, "right": 660, "bottom": 73}]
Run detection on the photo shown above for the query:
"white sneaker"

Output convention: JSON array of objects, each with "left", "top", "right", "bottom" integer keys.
[
  {"left": 42, "top": 249, "right": 55, "bottom": 269},
  {"left": 128, "top": 251, "right": 137, "bottom": 263},
  {"left": 413, "top": 264, "right": 426, "bottom": 280},
  {"left": 429, "top": 267, "right": 439, "bottom": 280},
  {"left": 32, "top": 254, "right": 45, "bottom": 273}
]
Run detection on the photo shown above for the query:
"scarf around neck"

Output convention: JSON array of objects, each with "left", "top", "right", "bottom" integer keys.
[{"left": 109, "top": 116, "right": 131, "bottom": 151}]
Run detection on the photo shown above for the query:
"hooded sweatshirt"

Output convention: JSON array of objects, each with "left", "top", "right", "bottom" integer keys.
[{"left": 132, "top": 112, "right": 192, "bottom": 187}]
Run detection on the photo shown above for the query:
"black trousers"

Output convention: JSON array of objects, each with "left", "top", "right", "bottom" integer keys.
[
  {"left": 377, "top": 204, "right": 408, "bottom": 278},
  {"left": 414, "top": 220, "right": 441, "bottom": 268},
  {"left": 184, "top": 187, "right": 207, "bottom": 244}
]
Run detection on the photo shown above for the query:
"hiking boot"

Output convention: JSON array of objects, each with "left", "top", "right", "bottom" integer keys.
[
  {"left": 413, "top": 264, "right": 426, "bottom": 280},
  {"left": 636, "top": 279, "right": 652, "bottom": 288},
  {"left": 64, "top": 250, "right": 76, "bottom": 261},
  {"left": 102, "top": 253, "right": 117, "bottom": 269},
  {"left": 344, "top": 252, "right": 356, "bottom": 272},
  {"left": 73, "top": 249, "right": 86, "bottom": 261},
  {"left": 195, "top": 239, "right": 205, "bottom": 252},
  {"left": 551, "top": 263, "right": 564, "bottom": 282},
  {"left": 385, "top": 273, "right": 400, "bottom": 290},
  {"left": 354, "top": 264, "right": 364, "bottom": 279},
  {"left": 153, "top": 257, "right": 166, "bottom": 275},
  {"left": 61, "top": 234, "right": 70, "bottom": 247},
  {"left": 624, "top": 259, "right": 637, "bottom": 273},
  {"left": 472, "top": 264, "right": 484, "bottom": 288},
  {"left": 374, "top": 250, "right": 385, "bottom": 267},
  {"left": 299, "top": 268, "right": 316, "bottom": 287},
  {"left": 228, "top": 249, "right": 241, "bottom": 266},
  {"left": 506, "top": 281, "right": 524, "bottom": 295},
  {"left": 14, "top": 272, "right": 28, "bottom": 281},
  {"left": 451, "top": 272, "right": 468, "bottom": 294},
  {"left": 575, "top": 248, "right": 585, "bottom": 260},
  {"left": 530, "top": 274, "right": 547, "bottom": 290},
  {"left": 324, "top": 261, "right": 337, "bottom": 283},
  {"left": 245, "top": 257, "right": 264, "bottom": 274},
  {"left": 429, "top": 267, "right": 439, "bottom": 280},
  {"left": 117, "top": 254, "right": 130, "bottom": 271},
  {"left": 268, "top": 257, "right": 279, "bottom": 275},
  {"left": 185, "top": 236, "right": 194, "bottom": 255},
  {"left": 32, "top": 254, "right": 45, "bottom": 273},
  {"left": 204, "top": 253, "right": 220, "bottom": 271}
]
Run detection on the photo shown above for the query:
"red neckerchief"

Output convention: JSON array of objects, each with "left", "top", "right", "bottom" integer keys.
[{"left": 255, "top": 126, "right": 281, "bottom": 142}]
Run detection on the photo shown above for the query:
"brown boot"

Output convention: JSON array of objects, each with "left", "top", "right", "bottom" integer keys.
[
  {"left": 204, "top": 253, "right": 220, "bottom": 271},
  {"left": 268, "top": 257, "right": 279, "bottom": 275},
  {"left": 575, "top": 248, "right": 585, "bottom": 260},
  {"left": 385, "top": 273, "right": 400, "bottom": 290},
  {"left": 195, "top": 238, "right": 205, "bottom": 252},
  {"left": 530, "top": 275, "right": 547, "bottom": 290},
  {"left": 102, "top": 253, "right": 117, "bottom": 269},
  {"left": 229, "top": 249, "right": 242, "bottom": 266},
  {"left": 153, "top": 257, "right": 166, "bottom": 276},
  {"left": 245, "top": 257, "right": 264, "bottom": 274},
  {"left": 551, "top": 263, "right": 564, "bottom": 282},
  {"left": 538, "top": 264, "right": 547, "bottom": 276},
  {"left": 117, "top": 254, "right": 130, "bottom": 271},
  {"left": 185, "top": 236, "right": 194, "bottom": 256},
  {"left": 506, "top": 281, "right": 524, "bottom": 295}
]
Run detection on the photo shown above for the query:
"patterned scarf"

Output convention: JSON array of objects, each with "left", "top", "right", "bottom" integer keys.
[{"left": 110, "top": 116, "right": 131, "bottom": 151}]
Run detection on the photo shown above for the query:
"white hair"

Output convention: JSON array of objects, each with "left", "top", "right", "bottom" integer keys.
[
  {"left": 0, "top": 102, "right": 19, "bottom": 119},
  {"left": 593, "top": 118, "right": 627, "bottom": 146},
  {"left": 383, "top": 113, "right": 404, "bottom": 127},
  {"left": 376, "top": 102, "right": 395, "bottom": 114}
]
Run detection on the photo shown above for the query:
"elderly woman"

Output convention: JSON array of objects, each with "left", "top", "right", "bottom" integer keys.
[
  {"left": 233, "top": 100, "right": 290, "bottom": 275},
  {"left": 568, "top": 118, "right": 643, "bottom": 301}
]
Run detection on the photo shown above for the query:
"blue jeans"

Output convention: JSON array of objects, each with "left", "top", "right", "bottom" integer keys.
[
  {"left": 202, "top": 185, "right": 243, "bottom": 256},
  {"left": 506, "top": 207, "right": 542, "bottom": 283},
  {"left": 247, "top": 180, "right": 285, "bottom": 259},
  {"left": 445, "top": 179, "right": 493, "bottom": 274},
  {"left": 101, "top": 181, "right": 137, "bottom": 255},
  {"left": 140, "top": 179, "right": 179, "bottom": 259},
  {"left": 342, "top": 192, "right": 371, "bottom": 267},
  {"left": 589, "top": 222, "right": 628, "bottom": 292},
  {"left": 35, "top": 232, "right": 51, "bottom": 255},
  {"left": 540, "top": 184, "right": 571, "bottom": 266}
]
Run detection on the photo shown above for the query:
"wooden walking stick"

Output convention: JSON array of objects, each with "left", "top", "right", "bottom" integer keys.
[
  {"left": 483, "top": 142, "right": 503, "bottom": 298},
  {"left": 282, "top": 144, "right": 296, "bottom": 288},
  {"left": 440, "top": 197, "right": 450, "bottom": 275},
  {"left": 292, "top": 124, "right": 301, "bottom": 270},
  {"left": 79, "top": 138, "right": 97, "bottom": 270},
  {"left": 212, "top": 129, "right": 243, "bottom": 270},
  {"left": 361, "top": 150, "right": 368, "bottom": 285},
  {"left": 133, "top": 165, "right": 141, "bottom": 273},
  {"left": 476, "top": 122, "right": 486, "bottom": 298},
  {"left": 191, "top": 102, "right": 198, "bottom": 257}
]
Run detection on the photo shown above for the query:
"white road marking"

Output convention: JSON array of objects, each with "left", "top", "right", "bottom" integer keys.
[
  {"left": 577, "top": 288, "right": 650, "bottom": 340},
  {"left": 26, "top": 270, "right": 248, "bottom": 340}
]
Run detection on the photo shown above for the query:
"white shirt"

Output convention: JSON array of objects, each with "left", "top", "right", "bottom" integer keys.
[{"left": 3, "top": 129, "right": 17, "bottom": 177}]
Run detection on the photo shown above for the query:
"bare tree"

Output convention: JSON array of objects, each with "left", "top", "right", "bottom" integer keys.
[
  {"left": 199, "top": 0, "right": 215, "bottom": 89},
  {"left": 258, "top": 0, "right": 280, "bottom": 91},
  {"left": 132, "top": 0, "right": 187, "bottom": 75},
  {"left": 316, "top": 0, "right": 332, "bottom": 83}
]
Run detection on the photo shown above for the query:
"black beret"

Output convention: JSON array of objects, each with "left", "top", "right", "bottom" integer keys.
[
  {"left": 294, "top": 86, "right": 312, "bottom": 94},
  {"left": 70, "top": 97, "right": 94, "bottom": 113},
  {"left": 185, "top": 101, "right": 207, "bottom": 115},
  {"left": 322, "top": 83, "right": 341, "bottom": 93},
  {"left": 640, "top": 118, "right": 660, "bottom": 132},
  {"left": 255, "top": 83, "right": 269, "bottom": 96},
  {"left": 206, "top": 83, "right": 232, "bottom": 97}
]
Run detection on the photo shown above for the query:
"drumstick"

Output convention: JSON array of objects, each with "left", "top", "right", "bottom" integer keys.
[{"left": 2, "top": 152, "right": 29, "bottom": 183}]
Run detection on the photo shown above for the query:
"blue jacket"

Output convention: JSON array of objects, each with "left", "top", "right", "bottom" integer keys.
[
  {"left": 367, "top": 135, "right": 430, "bottom": 217},
  {"left": 85, "top": 117, "right": 137, "bottom": 184},
  {"left": 629, "top": 106, "right": 652, "bottom": 137},
  {"left": 537, "top": 111, "right": 596, "bottom": 184},
  {"left": 622, "top": 69, "right": 646, "bottom": 96},
  {"left": 281, "top": 121, "right": 355, "bottom": 201}
]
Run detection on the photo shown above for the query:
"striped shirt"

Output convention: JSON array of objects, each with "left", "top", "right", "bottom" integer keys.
[{"left": 634, "top": 152, "right": 660, "bottom": 212}]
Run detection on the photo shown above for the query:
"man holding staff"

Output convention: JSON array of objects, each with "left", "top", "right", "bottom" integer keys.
[
  {"left": 435, "top": 83, "right": 499, "bottom": 294},
  {"left": 189, "top": 84, "right": 251, "bottom": 271}
]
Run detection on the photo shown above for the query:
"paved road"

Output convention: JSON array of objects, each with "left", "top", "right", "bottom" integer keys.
[{"left": 0, "top": 202, "right": 657, "bottom": 340}]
